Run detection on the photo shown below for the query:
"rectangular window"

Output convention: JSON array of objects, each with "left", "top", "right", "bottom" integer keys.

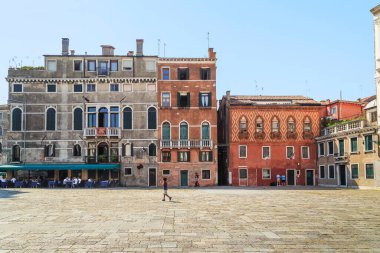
[
  {"left": 13, "top": 84, "right": 22, "bottom": 92},
  {"left": 163, "top": 169, "right": 170, "bottom": 175},
  {"left": 146, "top": 60, "right": 156, "bottom": 72},
  {"left": 74, "top": 84, "right": 83, "bottom": 93},
  {"left": 286, "top": 146, "right": 294, "bottom": 159},
  {"left": 110, "top": 106, "right": 119, "bottom": 128},
  {"left": 200, "top": 68, "right": 211, "bottom": 80},
  {"left": 122, "top": 143, "right": 132, "bottom": 157},
  {"left": 47, "top": 84, "right": 56, "bottom": 92},
  {"left": 262, "top": 168, "right": 271, "bottom": 179},
  {"left": 162, "top": 151, "right": 171, "bottom": 162},
  {"left": 365, "top": 164, "right": 374, "bottom": 179},
  {"left": 350, "top": 137, "right": 358, "bottom": 153},
  {"left": 162, "top": 92, "right": 170, "bottom": 107},
  {"left": 364, "top": 135, "right": 373, "bottom": 152},
  {"left": 87, "top": 60, "right": 96, "bottom": 71},
  {"left": 74, "top": 60, "right": 82, "bottom": 71},
  {"left": 239, "top": 168, "right": 247, "bottom": 179},
  {"left": 318, "top": 143, "right": 325, "bottom": 156},
  {"left": 122, "top": 59, "right": 133, "bottom": 71},
  {"left": 202, "top": 170, "right": 211, "bottom": 179},
  {"left": 262, "top": 146, "right": 270, "bottom": 159},
  {"left": 178, "top": 68, "right": 189, "bottom": 80},
  {"left": 87, "top": 107, "right": 96, "bottom": 127},
  {"left": 87, "top": 84, "right": 96, "bottom": 92},
  {"left": 178, "top": 151, "right": 190, "bottom": 162},
  {"left": 328, "top": 141, "right": 334, "bottom": 155},
  {"left": 331, "top": 107, "right": 337, "bottom": 115},
  {"left": 162, "top": 68, "right": 170, "bottom": 80},
  {"left": 319, "top": 165, "right": 325, "bottom": 179},
  {"left": 328, "top": 165, "right": 335, "bottom": 179},
  {"left": 302, "top": 146, "right": 309, "bottom": 159},
  {"left": 199, "top": 92, "right": 212, "bottom": 107},
  {"left": 125, "top": 167, "right": 132, "bottom": 176},
  {"left": 177, "top": 92, "right": 190, "bottom": 107},
  {"left": 239, "top": 145, "right": 247, "bottom": 158},
  {"left": 199, "top": 151, "right": 213, "bottom": 162},
  {"left": 47, "top": 60, "right": 57, "bottom": 71},
  {"left": 338, "top": 139, "right": 345, "bottom": 156},
  {"left": 110, "top": 83, "right": 119, "bottom": 92},
  {"left": 351, "top": 164, "right": 359, "bottom": 179},
  {"left": 370, "top": 111, "right": 377, "bottom": 122},
  {"left": 110, "top": 60, "right": 118, "bottom": 71}
]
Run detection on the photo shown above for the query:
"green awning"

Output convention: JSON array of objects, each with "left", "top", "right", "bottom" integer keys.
[{"left": 0, "top": 163, "right": 120, "bottom": 171}]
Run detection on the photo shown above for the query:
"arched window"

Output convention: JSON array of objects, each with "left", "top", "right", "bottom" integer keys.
[
  {"left": 304, "top": 117, "right": 311, "bottom": 132},
  {"left": 162, "top": 122, "right": 171, "bottom": 140},
  {"left": 288, "top": 117, "right": 295, "bottom": 133},
  {"left": 180, "top": 122, "right": 188, "bottom": 140},
  {"left": 12, "top": 108, "right": 22, "bottom": 131},
  {"left": 73, "top": 108, "right": 83, "bottom": 130},
  {"left": 272, "top": 117, "right": 279, "bottom": 133},
  {"left": 149, "top": 143, "right": 156, "bottom": 156},
  {"left": 123, "top": 107, "right": 132, "bottom": 129},
  {"left": 256, "top": 117, "right": 263, "bottom": 133},
  {"left": 73, "top": 144, "right": 81, "bottom": 156},
  {"left": 98, "top": 107, "right": 108, "bottom": 127},
  {"left": 202, "top": 122, "right": 210, "bottom": 140},
  {"left": 148, "top": 107, "right": 157, "bottom": 129},
  {"left": 12, "top": 145, "right": 20, "bottom": 162},
  {"left": 46, "top": 108, "right": 56, "bottom": 130},
  {"left": 240, "top": 117, "right": 247, "bottom": 132}
]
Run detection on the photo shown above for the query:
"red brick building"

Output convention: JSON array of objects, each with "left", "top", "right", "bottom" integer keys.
[
  {"left": 218, "top": 92, "right": 324, "bottom": 186},
  {"left": 156, "top": 49, "right": 218, "bottom": 187},
  {"left": 321, "top": 99, "right": 365, "bottom": 121}
]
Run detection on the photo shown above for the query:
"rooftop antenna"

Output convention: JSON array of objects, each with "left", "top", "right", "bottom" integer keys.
[
  {"left": 207, "top": 32, "right": 210, "bottom": 49},
  {"left": 340, "top": 90, "right": 342, "bottom": 100},
  {"left": 254, "top": 80, "right": 258, "bottom": 95},
  {"left": 157, "top": 39, "right": 161, "bottom": 56},
  {"left": 163, "top": 43, "right": 166, "bottom": 57}
]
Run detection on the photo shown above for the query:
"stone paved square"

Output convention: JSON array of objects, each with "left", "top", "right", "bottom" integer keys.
[{"left": 1, "top": 187, "right": 380, "bottom": 252}]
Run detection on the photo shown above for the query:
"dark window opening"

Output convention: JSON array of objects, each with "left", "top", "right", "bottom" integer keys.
[
  {"left": 162, "top": 151, "right": 171, "bottom": 162},
  {"left": 148, "top": 107, "right": 157, "bottom": 129},
  {"left": 200, "top": 68, "right": 210, "bottom": 80},
  {"left": 178, "top": 68, "right": 189, "bottom": 80},
  {"left": 74, "top": 84, "right": 83, "bottom": 92},
  {"left": 73, "top": 144, "right": 81, "bottom": 156},
  {"left": 177, "top": 151, "right": 190, "bottom": 162},
  {"left": 12, "top": 108, "right": 22, "bottom": 131},
  {"left": 202, "top": 170, "right": 211, "bottom": 179},
  {"left": 149, "top": 143, "right": 156, "bottom": 156},
  {"left": 73, "top": 108, "right": 83, "bottom": 130},
  {"left": 46, "top": 108, "right": 56, "bottom": 131},
  {"left": 13, "top": 84, "right": 22, "bottom": 92},
  {"left": 178, "top": 92, "right": 190, "bottom": 107},
  {"left": 45, "top": 144, "right": 55, "bottom": 157},
  {"left": 74, "top": 60, "right": 82, "bottom": 71},
  {"left": 123, "top": 107, "right": 132, "bottom": 129},
  {"left": 199, "top": 92, "right": 211, "bottom": 107},
  {"left": 47, "top": 84, "right": 56, "bottom": 92},
  {"left": 199, "top": 151, "right": 213, "bottom": 162}
]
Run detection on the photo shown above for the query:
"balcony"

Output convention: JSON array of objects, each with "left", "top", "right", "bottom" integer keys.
[
  {"left": 321, "top": 120, "right": 364, "bottom": 136},
  {"left": 160, "top": 139, "right": 213, "bottom": 149},
  {"left": 85, "top": 156, "right": 120, "bottom": 164},
  {"left": 84, "top": 128, "right": 121, "bottom": 138}
]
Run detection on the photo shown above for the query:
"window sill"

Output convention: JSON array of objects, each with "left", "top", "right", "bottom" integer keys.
[
  {"left": 350, "top": 152, "right": 359, "bottom": 155},
  {"left": 178, "top": 107, "right": 190, "bottom": 109},
  {"left": 161, "top": 106, "right": 171, "bottom": 109},
  {"left": 364, "top": 150, "right": 375, "bottom": 154},
  {"left": 199, "top": 107, "right": 212, "bottom": 109},
  {"left": 262, "top": 178, "right": 271, "bottom": 180}
]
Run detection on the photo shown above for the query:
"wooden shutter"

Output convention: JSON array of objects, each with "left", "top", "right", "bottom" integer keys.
[
  {"left": 186, "top": 68, "right": 189, "bottom": 80},
  {"left": 209, "top": 151, "right": 213, "bottom": 162},
  {"left": 187, "top": 151, "right": 190, "bottom": 162},
  {"left": 122, "top": 144, "right": 126, "bottom": 157},
  {"left": 186, "top": 93, "right": 190, "bottom": 107},
  {"left": 208, "top": 92, "right": 212, "bottom": 107},
  {"left": 131, "top": 143, "right": 134, "bottom": 156},
  {"left": 177, "top": 92, "right": 181, "bottom": 107},
  {"left": 177, "top": 151, "right": 180, "bottom": 162}
]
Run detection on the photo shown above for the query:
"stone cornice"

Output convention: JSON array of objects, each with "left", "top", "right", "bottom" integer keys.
[
  {"left": 6, "top": 77, "right": 157, "bottom": 84},
  {"left": 315, "top": 126, "right": 378, "bottom": 141},
  {"left": 158, "top": 58, "right": 216, "bottom": 63}
]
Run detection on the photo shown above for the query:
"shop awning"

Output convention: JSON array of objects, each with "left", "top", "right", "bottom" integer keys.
[{"left": 0, "top": 163, "right": 120, "bottom": 171}]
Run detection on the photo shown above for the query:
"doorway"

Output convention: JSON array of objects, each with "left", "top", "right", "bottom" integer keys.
[
  {"left": 97, "top": 142, "right": 109, "bottom": 163},
  {"left": 149, "top": 168, "right": 157, "bottom": 187},
  {"left": 180, "top": 170, "right": 188, "bottom": 187},
  {"left": 287, "top": 169, "right": 295, "bottom": 186},
  {"left": 306, "top": 170, "right": 314, "bottom": 186},
  {"left": 339, "top": 165, "right": 347, "bottom": 186}
]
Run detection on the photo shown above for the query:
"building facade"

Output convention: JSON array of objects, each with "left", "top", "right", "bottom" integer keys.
[
  {"left": 218, "top": 92, "right": 324, "bottom": 186},
  {"left": 316, "top": 97, "right": 379, "bottom": 188},
  {"left": 1, "top": 38, "right": 158, "bottom": 186},
  {"left": 156, "top": 48, "right": 218, "bottom": 187}
]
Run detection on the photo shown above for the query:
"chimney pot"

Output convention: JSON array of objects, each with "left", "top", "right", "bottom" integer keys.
[
  {"left": 62, "top": 38, "right": 69, "bottom": 55},
  {"left": 70, "top": 50, "right": 75, "bottom": 55},
  {"left": 136, "top": 39, "right": 144, "bottom": 56},
  {"left": 101, "top": 45, "right": 115, "bottom": 56},
  {"left": 208, "top": 48, "right": 216, "bottom": 59},
  {"left": 127, "top": 51, "right": 134, "bottom": 56}
]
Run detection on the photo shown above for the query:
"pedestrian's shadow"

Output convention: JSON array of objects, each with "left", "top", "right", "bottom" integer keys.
[{"left": 164, "top": 200, "right": 181, "bottom": 203}]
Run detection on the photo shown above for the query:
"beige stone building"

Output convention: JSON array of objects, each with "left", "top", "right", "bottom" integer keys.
[{"left": 316, "top": 97, "right": 379, "bottom": 188}]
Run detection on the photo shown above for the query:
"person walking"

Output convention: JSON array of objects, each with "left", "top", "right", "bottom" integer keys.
[
  {"left": 162, "top": 178, "right": 172, "bottom": 201},
  {"left": 281, "top": 174, "right": 286, "bottom": 186},
  {"left": 276, "top": 174, "right": 281, "bottom": 186}
]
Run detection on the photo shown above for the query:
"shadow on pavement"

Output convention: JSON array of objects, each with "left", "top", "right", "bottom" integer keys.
[{"left": 0, "top": 189, "right": 27, "bottom": 199}]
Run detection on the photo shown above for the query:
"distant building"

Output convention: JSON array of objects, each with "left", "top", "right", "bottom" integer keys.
[
  {"left": 321, "top": 99, "right": 364, "bottom": 121},
  {"left": 218, "top": 92, "right": 324, "bottom": 186},
  {"left": 156, "top": 48, "right": 218, "bottom": 187},
  {"left": 316, "top": 96, "right": 379, "bottom": 188}
]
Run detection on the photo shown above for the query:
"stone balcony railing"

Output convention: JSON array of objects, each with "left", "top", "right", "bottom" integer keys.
[
  {"left": 160, "top": 139, "right": 213, "bottom": 149},
  {"left": 84, "top": 127, "right": 121, "bottom": 138},
  {"left": 321, "top": 120, "right": 364, "bottom": 136}
]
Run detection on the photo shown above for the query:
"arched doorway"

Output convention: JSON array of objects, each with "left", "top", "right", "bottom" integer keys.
[{"left": 98, "top": 142, "right": 109, "bottom": 163}]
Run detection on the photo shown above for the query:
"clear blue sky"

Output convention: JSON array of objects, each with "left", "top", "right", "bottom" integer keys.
[{"left": 0, "top": 0, "right": 379, "bottom": 103}]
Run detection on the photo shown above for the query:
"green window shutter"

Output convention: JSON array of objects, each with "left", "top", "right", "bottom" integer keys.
[
  {"left": 186, "top": 68, "right": 189, "bottom": 80},
  {"left": 177, "top": 69, "right": 180, "bottom": 80},
  {"left": 209, "top": 151, "right": 213, "bottom": 162},
  {"left": 177, "top": 92, "right": 181, "bottom": 107},
  {"left": 208, "top": 92, "right": 212, "bottom": 107},
  {"left": 186, "top": 93, "right": 190, "bottom": 107},
  {"left": 187, "top": 151, "right": 190, "bottom": 162}
]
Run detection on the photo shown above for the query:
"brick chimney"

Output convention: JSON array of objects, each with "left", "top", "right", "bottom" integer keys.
[
  {"left": 62, "top": 38, "right": 69, "bottom": 55},
  {"left": 208, "top": 48, "right": 216, "bottom": 59},
  {"left": 101, "top": 45, "right": 115, "bottom": 56},
  {"left": 127, "top": 51, "right": 134, "bottom": 56},
  {"left": 136, "top": 39, "right": 144, "bottom": 56}
]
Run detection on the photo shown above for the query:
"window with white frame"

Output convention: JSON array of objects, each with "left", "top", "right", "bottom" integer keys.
[
  {"left": 47, "top": 60, "right": 57, "bottom": 71},
  {"left": 125, "top": 167, "right": 132, "bottom": 176},
  {"left": 87, "top": 84, "right": 96, "bottom": 92},
  {"left": 351, "top": 164, "right": 359, "bottom": 179},
  {"left": 88, "top": 60, "right": 96, "bottom": 71},
  {"left": 364, "top": 135, "right": 373, "bottom": 152},
  {"left": 74, "top": 84, "right": 83, "bottom": 93},
  {"left": 239, "top": 168, "right": 247, "bottom": 179},
  {"left": 162, "top": 92, "right": 170, "bottom": 107},
  {"left": 327, "top": 141, "right": 334, "bottom": 156},
  {"left": 366, "top": 164, "right": 374, "bottom": 179},
  {"left": 262, "top": 146, "right": 270, "bottom": 159},
  {"left": 328, "top": 165, "right": 335, "bottom": 179},
  {"left": 163, "top": 169, "right": 170, "bottom": 175},
  {"left": 13, "top": 84, "right": 22, "bottom": 92},
  {"left": 146, "top": 60, "right": 156, "bottom": 72},
  {"left": 262, "top": 168, "right": 271, "bottom": 179},
  {"left": 239, "top": 145, "right": 247, "bottom": 158},
  {"left": 350, "top": 137, "right": 358, "bottom": 153},
  {"left": 122, "top": 59, "right": 133, "bottom": 71},
  {"left": 318, "top": 142, "right": 325, "bottom": 156},
  {"left": 47, "top": 84, "right": 56, "bottom": 93},
  {"left": 319, "top": 165, "right": 325, "bottom": 179},
  {"left": 302, "top": 146, "right": 309, "bottom": 159},
  {"left": 110, "top": 60, "right": 118, "bottom": 71},
  {"left": 202, "top": 170, "right": 211, "bottom": 179},
  {"left": 286, "top": 146, "right": 294, "bottom": 159},
  {"left": 110, "top": 83, "right": 119, "bottom": 92}
]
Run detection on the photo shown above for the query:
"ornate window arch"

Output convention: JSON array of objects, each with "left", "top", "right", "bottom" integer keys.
[
  {"left": 304, "top": 116, "right": 311, "bottom": 132},
  {"left": 256, "top": 116, "right": 263, "bottom": 133},
  {"left": 240, "top": 116, "right": 247, "bottom": 132},
  {"left": 271, "top": 116, "right": 279, "bottom": 133},
  {"left": 46, "top": 107, "right": 56, "bottom": 131},
  {"left": 288, "top": 116, "right": 295, "bottom": 133}
]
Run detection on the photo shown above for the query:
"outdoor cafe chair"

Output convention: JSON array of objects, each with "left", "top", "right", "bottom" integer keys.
[
  {"left": 14, "top": 181, "right": 23, "bottom": 188},
  {"left": 48, "top": 181, "right": 56, "bottom": 188},
  {"left": 1, "top": 181, "right": 8, "bottom": 188},
  {"left": 31, "top": 181, "right": 38, "bottom": 188},
  {"left": 100, "top": 180, "right": 109, "bottom": 188}
]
